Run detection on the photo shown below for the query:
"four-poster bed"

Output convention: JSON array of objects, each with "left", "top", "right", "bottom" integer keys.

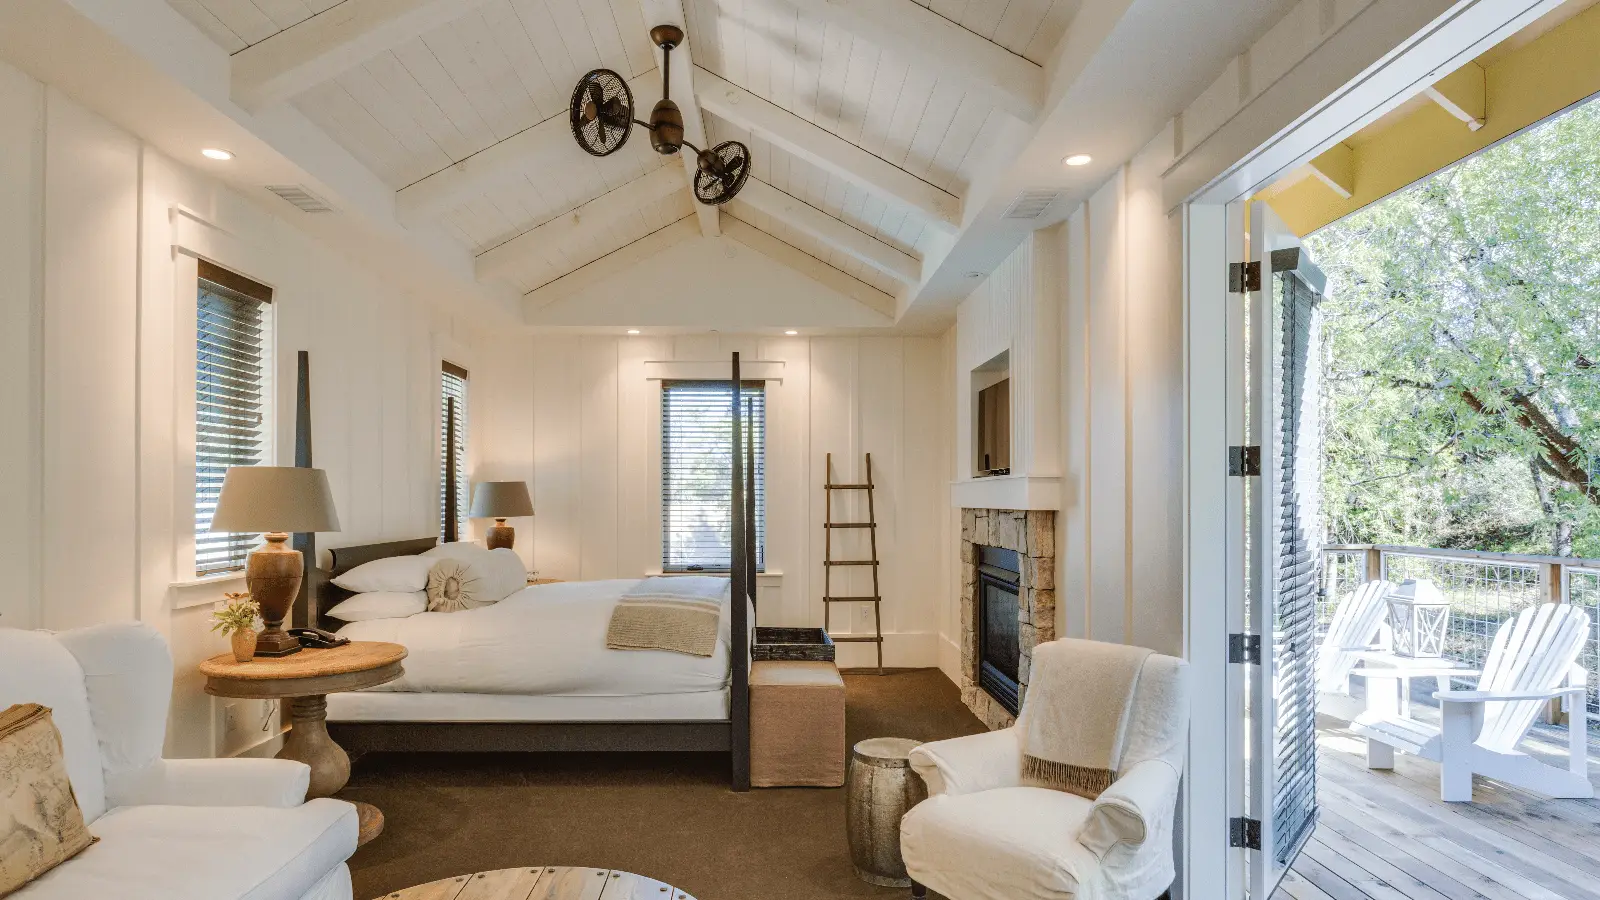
[{"left": 301, "top": 354, "right": 759, "bottom": 791}]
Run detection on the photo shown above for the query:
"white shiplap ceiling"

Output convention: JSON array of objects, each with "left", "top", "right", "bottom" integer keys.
[{"left": 165, "top": 0, "right": 1077, "bottom": 304}]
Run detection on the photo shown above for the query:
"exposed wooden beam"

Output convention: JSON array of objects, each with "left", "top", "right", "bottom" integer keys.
[
  {"left": 1307, "top": 142, "right": 1355, "bottom": 199},
  {"left": 735, "top": 179, "right": 919, "bottom": 284},
  {"left": 1425, "top": 63, "right": 1486, "bottom": 131},
  {"left": 476, "top": 164, "right": 685, "bottom": 282},
  {"left": 525, "top": 217, "right": 700, "bottom": 312},
  {"left": 695, "top": 67, "right": 961, "bottom": 231},
  {"left": 806, "top": 0, "right": 1043, "bottom": 121},
  {"left": 640, "top": 0, "right": 719, "bottom": 238},
  {"left": 397, "top": 69, "right": 661, "bottom": 226},
  {"left": 232, "top": 0, "right": 495, "bottom": 110}
]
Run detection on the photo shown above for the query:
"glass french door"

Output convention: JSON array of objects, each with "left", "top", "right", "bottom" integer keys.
[{"left": 1243, "top": 200, "right": 1328, "bottom": 898}]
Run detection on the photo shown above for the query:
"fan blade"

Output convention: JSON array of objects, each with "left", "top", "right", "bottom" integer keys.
[{"left": 587, "top": 80, "right": 606, "bottom": 114}]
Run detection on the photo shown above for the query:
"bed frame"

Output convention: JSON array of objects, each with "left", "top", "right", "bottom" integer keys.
[{"left": 306, "top": 353, "right": 757, "bottom": 791}]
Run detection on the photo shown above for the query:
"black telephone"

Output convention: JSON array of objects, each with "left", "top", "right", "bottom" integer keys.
[{"left": 287, "top": 627, "right": 350, "bottom": 649}]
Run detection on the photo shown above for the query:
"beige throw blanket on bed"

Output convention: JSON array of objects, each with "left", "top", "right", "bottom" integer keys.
[
  {"left": 1020, "top": 638, "right": 1153, "bottom": 799},
  {"left": 606, "top": 576, "right": 728, "bottom": 657}
]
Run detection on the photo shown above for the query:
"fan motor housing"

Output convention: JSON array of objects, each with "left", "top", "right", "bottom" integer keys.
[{"left": 649, "top": 99, "right": 684, "bottom": 154}]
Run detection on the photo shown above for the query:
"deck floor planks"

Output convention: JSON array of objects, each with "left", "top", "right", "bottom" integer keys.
[{"left": 1284, "top": 724, "right": 1600, "bottom": 900}]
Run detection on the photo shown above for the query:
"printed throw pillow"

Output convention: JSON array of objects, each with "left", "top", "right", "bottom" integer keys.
[{"left": 0, "top": 703, "right": 96, "bottom": 897}]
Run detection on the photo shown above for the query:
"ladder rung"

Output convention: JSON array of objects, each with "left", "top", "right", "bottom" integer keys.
[
  {"left": 825, "top": 560, "right": 879, "bottom": 566},
  {"left": 825, "top": 483, "right": 874, "bottom": 490},
  {"left": 825, "top": 522, "right": 875, "bottom": 529},
  {"left": 824, "top": 595, "right": 881, "bottom": 602},
  {"left": 829, "top": 635, "right": 884, "bottom": 643}
]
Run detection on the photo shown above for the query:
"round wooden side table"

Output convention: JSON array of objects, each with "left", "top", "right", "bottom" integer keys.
[
  {"left": 201, "top": 641, "right": 406, "bottom": 846},
  {"left": 385, "top": 866, "right": 696, "bottom": 900}
]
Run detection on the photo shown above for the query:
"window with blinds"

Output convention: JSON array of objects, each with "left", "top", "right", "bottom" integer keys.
[
  {"left": 661, "top": 381, "right": 765, "bottom": 572},
  {"left": 194, "top": 261, "right": 272, "bottom": 577},
  {"left": 440, "top": 362, "right": 469, "bottom": 541}
]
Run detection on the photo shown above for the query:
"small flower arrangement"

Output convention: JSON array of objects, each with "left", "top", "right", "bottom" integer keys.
[{"left": 213, "top": 593, "right": 261, "bottom": 662}]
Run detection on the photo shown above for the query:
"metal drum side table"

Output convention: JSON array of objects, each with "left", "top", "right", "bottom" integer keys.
[{"left": 846, "top": 737, "right": 927, "bottom": 887}]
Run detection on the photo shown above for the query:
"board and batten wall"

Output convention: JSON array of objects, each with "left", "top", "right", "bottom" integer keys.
[
  {"left": 520, "top": 333, "right": 956, "bottom": 670},
  {"left": 941, "top": 131, "right": 1184, "bottom": 675},
  {"left": 0, "top": 59, "right": 527, "bottom": 759}
]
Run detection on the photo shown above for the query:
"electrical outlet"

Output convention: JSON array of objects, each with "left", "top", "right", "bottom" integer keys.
[{"left": 223, "top": 702, "right": 241, "bottom": 733}]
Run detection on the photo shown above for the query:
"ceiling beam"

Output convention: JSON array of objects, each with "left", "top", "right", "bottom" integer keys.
[
  {"left": 722, "top": 218, "right": 896, "bottom": 318},
  {"left": 695, "top": 67, "right": 961, "bottom": 231},
  {"left": 232, "top": 0, "right": 496, "bottom": 110},
  {"left": 1307, "top": 143, "right": 1355, "bottom": 199},
  {"left": 1425, "top": 63, "right": 1486, "bottom": 131},
  {"left": 804, "top": 0, "right": 1043, "bottom": 122},
  {"left": 476, "top": 164, "right": 685, "bottom": 282},
  {"left": 735, "top": 179, "right": 919, "bottom": 284},
  {"left": 397, "top": 69, "right": 661, "bottom": 226},
  {"left": 640, "top": 0, "right": 719, "bottom": 238}
]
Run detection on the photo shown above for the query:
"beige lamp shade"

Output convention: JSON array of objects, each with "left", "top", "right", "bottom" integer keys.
[
  {"left": 210, "top": 466, "right": 342, "bottom": 534},
  {"left": 470, "top": 481, "right": 534, "bottom": 518}
]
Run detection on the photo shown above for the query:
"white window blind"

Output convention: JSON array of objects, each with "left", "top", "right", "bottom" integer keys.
[
  {"left": 194, "top": 262, "right": 272, "bottom": 576},
  {"left": 440, "top": 362, "right": 469, "bottom": 541},
  {"left": 661, "top": 381, "right": 765, "bottom": 571}
]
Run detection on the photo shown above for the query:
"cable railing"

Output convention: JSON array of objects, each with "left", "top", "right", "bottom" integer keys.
[{"left": 1321, "top": 544, "right": 1600, "bottom": 734}]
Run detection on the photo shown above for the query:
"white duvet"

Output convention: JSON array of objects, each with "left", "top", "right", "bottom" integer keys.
[{"left": 335, "top": 579, "right": 734, "bottom": 696}]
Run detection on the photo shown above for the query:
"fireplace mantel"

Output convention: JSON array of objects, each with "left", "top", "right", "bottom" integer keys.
[{"left": 950, "top": 474, "right": 1060, "bottom": 511}]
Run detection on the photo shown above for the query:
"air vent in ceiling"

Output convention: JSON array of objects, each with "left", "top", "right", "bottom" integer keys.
[
  {"left": 265, "top": 184, "right": 333, "bottom": 213},
  {"left": 1002, "top": 189, "right": 1063, "bottom": 220}
]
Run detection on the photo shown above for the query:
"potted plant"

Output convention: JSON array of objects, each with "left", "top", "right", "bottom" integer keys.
[{"left": 212, "top": 593, "right": 261, "bottom": 662}]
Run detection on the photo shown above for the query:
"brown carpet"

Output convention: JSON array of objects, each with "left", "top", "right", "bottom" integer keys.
[{"left": 342, "top": 669, "right": 985, "bottom": 900}]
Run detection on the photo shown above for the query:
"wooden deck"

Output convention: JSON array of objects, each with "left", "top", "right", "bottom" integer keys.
[{"left": 1277, "top": 715, "right": 1600, "bottom": 900}]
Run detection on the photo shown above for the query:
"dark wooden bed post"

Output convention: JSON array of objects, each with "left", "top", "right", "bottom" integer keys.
[
  {"left": 292, "top": 351, "right": 317, "bottom": 629},
  {"left": 443, "top": 397, "right": 460, "bottom": 544},
  {"left": 730, "top": 352, "right": 752, "bottom": 792}
]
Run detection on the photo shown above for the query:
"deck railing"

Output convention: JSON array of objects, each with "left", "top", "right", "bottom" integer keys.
[{"left": 1320, "top": 544, "right": 1600, "bottom": 733}]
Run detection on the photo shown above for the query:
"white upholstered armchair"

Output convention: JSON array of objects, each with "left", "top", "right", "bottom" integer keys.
[
  {"left": 901, "top": 651, "right": 1189, "bottom": 900},
  {"left": 0, "top": 623, "right": 358, "bottom": 900}
]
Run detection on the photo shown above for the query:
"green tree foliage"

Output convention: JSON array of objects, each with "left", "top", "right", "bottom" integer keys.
[{"left": 1306, "top": 99, "right": 1600, "bottom": 557}]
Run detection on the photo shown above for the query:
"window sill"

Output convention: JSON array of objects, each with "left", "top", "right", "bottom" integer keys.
[
  {"left": 171, "top": 572, "right": 248, "bottom": 610},
  {"left": 647, "top": 570, "right": 782, "bottom": 583}
]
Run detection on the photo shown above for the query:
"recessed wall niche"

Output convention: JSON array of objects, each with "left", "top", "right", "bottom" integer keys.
[{"left": 971, "top": 350, "right": 1010, "bottom": 477}]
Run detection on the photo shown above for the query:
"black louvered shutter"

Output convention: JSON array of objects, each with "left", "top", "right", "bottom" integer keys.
[
  {"left": 194, "top": 262, "right": 272, "bottom": 576},
  {"left": 661, "top": 381, "right": 765, "bottom": 571},
  {"left": 1272, "top": 267, "right": 1321, "bottom": 865},
  {"left": 441, "top": 363, "right": 469, "bottom": 541}
]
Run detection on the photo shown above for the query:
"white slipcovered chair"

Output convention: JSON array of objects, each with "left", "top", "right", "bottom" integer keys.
[
  {"left": 901, "top": 650, "right": 1189, "bottom": 900},
  {"left": 0, "top": 623, "right": 358, "bottom": 900}
]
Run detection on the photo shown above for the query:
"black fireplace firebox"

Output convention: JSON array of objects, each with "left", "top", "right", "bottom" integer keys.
[{"left": 977, "top": 545, "right": 1022, "bottom": 715}]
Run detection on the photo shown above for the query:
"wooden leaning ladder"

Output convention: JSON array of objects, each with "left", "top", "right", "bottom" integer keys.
[{"left": 824, "top": 452, "right": 884, "bottom": 675}]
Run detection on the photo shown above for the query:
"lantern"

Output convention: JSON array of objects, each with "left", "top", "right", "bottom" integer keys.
[{"left": 1385, "top": 579, "right": 1451, "bottom": 658}]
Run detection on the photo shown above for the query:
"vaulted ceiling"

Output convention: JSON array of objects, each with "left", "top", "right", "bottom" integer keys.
[{"left": 158, "top": 0, "right": 1078, "bottom": 321}]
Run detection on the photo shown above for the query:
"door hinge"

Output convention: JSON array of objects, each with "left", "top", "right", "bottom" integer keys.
[
  {"left": 1229, "top": 633, "right": 1261, "bottom": 665},
  {"left": 1228, "top": 261, "right": 1261, "bottom": 293},
  {"left": 1230, "top": 817, "right": 1262, "bottom": 849},
  {"left": 1229, "top": 445, "right": 1261, "bottom": 477}
]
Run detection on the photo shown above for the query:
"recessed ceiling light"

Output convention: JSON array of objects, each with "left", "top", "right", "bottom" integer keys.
[
  {"left": 202, "top": 148, "right": 235, "bottom": 161},
  {"left": 784, "top": 330, "right": 798, "bottom": 335},
  {"left": 1063, "top": 154, "right": 1092, "bottom": 167},
  {"left": 626, "top": 329, "right": 641, "bottom": 335}
]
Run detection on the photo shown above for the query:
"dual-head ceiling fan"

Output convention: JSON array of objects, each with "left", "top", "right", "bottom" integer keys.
[{"left": 569, "top": 25, "right": 752, "bottom": 205}]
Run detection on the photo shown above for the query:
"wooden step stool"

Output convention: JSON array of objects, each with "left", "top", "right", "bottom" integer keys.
[{"left": 750, "top": 660, "right": 846, "bottom": 787}]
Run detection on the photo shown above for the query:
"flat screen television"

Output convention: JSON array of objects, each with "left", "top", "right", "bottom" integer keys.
[{"left": 977, "top": 379, "right": 1010, "bottom": 475}]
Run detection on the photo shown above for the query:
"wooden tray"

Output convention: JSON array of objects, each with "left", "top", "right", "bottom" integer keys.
[{"left": 753, "top": 627, "right": 836, "bottom": 663}]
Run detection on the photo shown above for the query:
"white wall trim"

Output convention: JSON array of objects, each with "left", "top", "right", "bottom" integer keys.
[{"left": 643, "top": 359, "right": 785, "bottom": 381}]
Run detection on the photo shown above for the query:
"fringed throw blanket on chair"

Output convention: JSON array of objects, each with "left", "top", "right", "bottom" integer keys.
[
  {"left": 1020, "top": 637, "right": 1154, "bottom": 799},
  {"left": 606, "top": 576, "right": 729, "bottom": 657}
]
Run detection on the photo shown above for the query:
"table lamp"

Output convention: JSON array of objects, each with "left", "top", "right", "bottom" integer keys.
[
  {"left": 211, "top": 466, "right": 341, "bottom": 657},
  {"left": 469, "top": 481, "right": 534, "bottom": 550}
]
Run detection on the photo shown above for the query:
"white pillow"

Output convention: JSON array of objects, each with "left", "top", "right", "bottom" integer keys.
[
  {"left": 330, "top": 555, "right": 436, "bottom": 593},
  {"left": 324, "top": 591, "right": 427, "bottom": 622},
  {"left": 424, "top": 548, "right": 527, "bottom": 612},
  {"left": 422, "top": 541, "right": 494, "bottom": 562}
]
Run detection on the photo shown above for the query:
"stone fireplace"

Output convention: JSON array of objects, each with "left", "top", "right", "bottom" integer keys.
[{"left": 959, "top": 508, "right": 1055, "bottom": 730}]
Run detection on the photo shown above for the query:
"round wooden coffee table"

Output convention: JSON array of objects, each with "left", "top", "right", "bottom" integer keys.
[
  {"left": 383, "top": 866, "right": 697, "bottom": 900},
  {"left": 201, "top": 641, "right": 406, "bottom": 845}
]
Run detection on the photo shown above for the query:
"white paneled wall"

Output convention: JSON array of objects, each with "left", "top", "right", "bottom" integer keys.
[
  {"left": 0, "top": 59, "right": 522, "bottom": 759},
  {"left": 525, "top": 333, "right": 955, "bottom": 670}
]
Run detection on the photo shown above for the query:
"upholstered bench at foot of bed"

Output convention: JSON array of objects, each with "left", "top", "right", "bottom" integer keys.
[{"left": 750, "top": 660, "right": 845, "bottom": 787}]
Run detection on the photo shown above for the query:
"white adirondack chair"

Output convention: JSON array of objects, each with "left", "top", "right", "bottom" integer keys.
[
  {"left": 1352, "top": 603, "right": 1593, "bottom": 802},
  {"left": 1317, "top": 579, "right": 1395, "bottom": 693}
]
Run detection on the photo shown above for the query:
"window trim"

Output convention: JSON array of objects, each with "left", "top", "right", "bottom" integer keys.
[
  {"left": 440, "top": 361, "right": 469, "bottom": 542},
  {"left": 660, "top": 379, "right": 766, "bottom": 573}
]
